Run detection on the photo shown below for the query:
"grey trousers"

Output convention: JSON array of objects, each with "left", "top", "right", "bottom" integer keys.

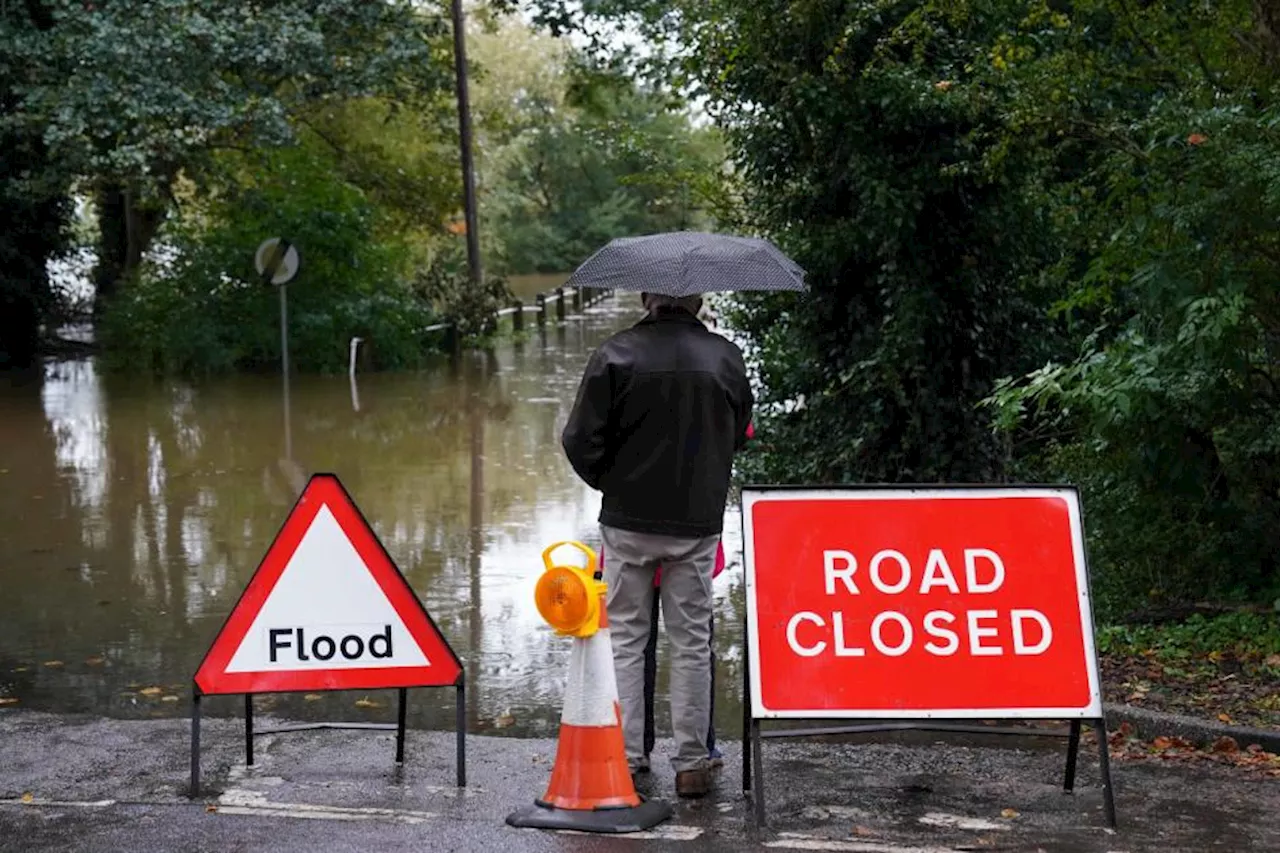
[{"left": 600, "top": 524, "right": 719, "bottom": 773}]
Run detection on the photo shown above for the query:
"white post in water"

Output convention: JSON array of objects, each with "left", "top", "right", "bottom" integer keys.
[
  {"left": 349, "top": 337, "right": 363, "bottom": 379},
  {"left": 349, "top": 337, "right": 363, "bottom": 413}
]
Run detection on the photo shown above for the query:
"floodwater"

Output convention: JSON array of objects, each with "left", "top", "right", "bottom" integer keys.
[{"left": 0, "top": 293, "right": 748, "bottom": 739}]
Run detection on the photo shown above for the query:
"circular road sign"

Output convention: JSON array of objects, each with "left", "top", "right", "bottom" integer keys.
[{"left": 254, "top": 238, "right": 300, "bottom": 286}]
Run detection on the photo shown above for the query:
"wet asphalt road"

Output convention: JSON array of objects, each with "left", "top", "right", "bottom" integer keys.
[{"left": 1, "top": 710, "right": 1277, "bottom": 852}]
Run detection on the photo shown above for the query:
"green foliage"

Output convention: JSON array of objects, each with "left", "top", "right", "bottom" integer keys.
[
  {"left": 484, "top": 53, "right": 725, "bottom": 274},
  {"left": 593, "top": 0, "right": 1060, "bottom": 485},
  {"left": 2, "top": 0, "right": 453, "bottom": 316},
  {"left": 473, "top": 16, "right": 740, "bottom": 253},
  {"left": 1096, "top": 612, "right": 1280, "bottom": 670},
  {"left": 100, "top": 143, "right": 436, "bottom": 374},
  {"left": 0, "top": 1, "right": 71, "bottom": 368},
  {"left": 527, "top": 0, "right": 1280, "bottom": 616},
  {"left": 5, "top": 0, "right": 447, "bottom": 190},
  {"left": 411, "top": 239, "right": 512, "bottom": 340},
  {"left": 984, "top": 0, "right": 1280, "bottom": 614}
]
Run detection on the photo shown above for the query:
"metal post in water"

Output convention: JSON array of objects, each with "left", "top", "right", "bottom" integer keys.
[
  {"left": 512, "top": 300, "right": 524, "bottom": 332},
  {"left": 555, "top": 288, "right": 566, "bottom": 323},
  {"left": 280, "top": 283, "right": 291, "bottom": 462}
]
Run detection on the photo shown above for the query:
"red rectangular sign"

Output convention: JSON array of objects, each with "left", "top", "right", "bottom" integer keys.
[{"left": 743, "top": 487, "right": 1102, "bottom": 719}]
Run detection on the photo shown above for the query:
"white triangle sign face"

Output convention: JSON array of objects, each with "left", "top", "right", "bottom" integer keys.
[
  {"left": 195, "top": 475, "right": 461, "bottom": 695},
  {"left": 224, "top": 505, "right": 429, "bottom": 672}
]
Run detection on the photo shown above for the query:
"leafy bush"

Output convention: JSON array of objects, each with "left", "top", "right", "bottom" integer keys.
[
  {"left": 1096, "top": 612, "right": 1280, "bottom": 669},
  {"left": 411, "top": 239, "right": 512, "bottom": 341},
  {"left": 101, "top": 143, "right": 438, "bottom": 374}
]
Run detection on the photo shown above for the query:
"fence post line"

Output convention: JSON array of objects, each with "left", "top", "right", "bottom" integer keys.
[
  {"left": 512, "top": 300, "right": 524, "bottom": 332},
  {"left": 556, "top": 287, "right": 567, "bottom": 323},
  {"left": 572, "top": 287, "right": 582, "bottom": 313},
  {"left": 536, "top": 293, "right": 547, "bottom": 329}
]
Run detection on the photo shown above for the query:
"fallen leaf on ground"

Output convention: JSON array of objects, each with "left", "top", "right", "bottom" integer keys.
[
  {"left": 12, "top": 667, "right": 28, "bottom": 673},
  {"left": 0, "top": 698, "right": 18, "bottom": 707},
  {"left": 1264, "top": 654, "right": 1280, "bottom": 669},
  {"left": 139, "top": 687, "right": 163, "bottom": 696},
  {"left": 851, "top": 825, "right": 876, "bottom": 837},
  {"left": 494, "top": 711, "right": 516, "bottom": 728},
  {"left": 20, "top": 793, "right": 33, "bottom": 804},
  {"left": 303, "top": 694, "right": 323, "bottom": 702},
  {"left": 1212, "top": 736, "right": 1239, "bottom": 754},
  {"left": 205, "top": 805, "right": 217, "bottom": 813},
  {"left": 1152, "top": 736, "right": 1174, "bottom": 750},
  {"left": 85, "top": 657, "right": 105, "bottom": 666},
  {"left": 1000, "top": 808, "right": 1020, "bottom": 819},
  {"left": 1218, "top": 713, "right": 1234, "bottom": 724},
  {"left": 42, "top": 661, "right": 63, "bottom": 668},
  {"left": 354, "top": 697, "right": 382, "bottom": 709},
  {"left": 161, "top": 695, "right": 180, "bottom": 703}
]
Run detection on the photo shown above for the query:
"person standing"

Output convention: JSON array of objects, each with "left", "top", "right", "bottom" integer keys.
[{"left": 561, "top": 292, "right": 753, "bottom": 798}]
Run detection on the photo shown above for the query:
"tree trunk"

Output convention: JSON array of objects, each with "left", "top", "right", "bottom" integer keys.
[
  {"left": 92, "top": 183, "right": 167, "bottom": 317},
  {"left": 1259, "top": 0, "right": 1280, "bottom": 63}
]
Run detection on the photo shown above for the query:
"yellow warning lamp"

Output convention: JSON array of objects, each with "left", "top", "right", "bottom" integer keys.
[{"left": 534, "top": 541, "right": 606, "bottom": 638}]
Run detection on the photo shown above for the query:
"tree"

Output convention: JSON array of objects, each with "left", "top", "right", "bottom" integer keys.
[
  {"left": 468, "top": 14, "right": 725, "bottom": 275},
  {"left": 99, "top": 139, "right": 437, "bottom": 375},
  {"left": 0, "top": 2, "right": 70, "bottom": 369},
  {"left": 984, "top": 0, "right": 1280, "bottom": 613},
  {"left": 4, "top": 0, "right": 451, "bottom": 314},
  {"left": 525, "top": 1, "right": 1059, "bottom": 481}
]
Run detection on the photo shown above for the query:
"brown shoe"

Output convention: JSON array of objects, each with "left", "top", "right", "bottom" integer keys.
[{"left": 675, "top": 768, "right": 711, "bottom": 799}]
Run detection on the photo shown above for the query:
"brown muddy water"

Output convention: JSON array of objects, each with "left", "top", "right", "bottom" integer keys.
[{"left": 0, "top": 293, "right": 747, "bottom": 738}]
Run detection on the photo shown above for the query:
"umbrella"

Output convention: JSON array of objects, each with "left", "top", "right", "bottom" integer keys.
[{"left": 565, "top": 231, "right": 806, "bottom": 297}]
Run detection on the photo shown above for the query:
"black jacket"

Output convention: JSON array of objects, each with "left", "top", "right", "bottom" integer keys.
[{"left": 561, "top": 307, "right": 754, "bottom": 538}]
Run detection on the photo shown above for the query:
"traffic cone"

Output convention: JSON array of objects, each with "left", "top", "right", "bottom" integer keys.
[{"left": 506, "top": 544, "right": 673, "bottom": 833}]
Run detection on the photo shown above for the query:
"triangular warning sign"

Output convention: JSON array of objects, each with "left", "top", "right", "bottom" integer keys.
[{"left": 194, "top": 474, "right": 462, "bottom": 695}]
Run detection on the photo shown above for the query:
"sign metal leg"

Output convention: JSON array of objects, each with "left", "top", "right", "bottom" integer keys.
[
  {"left": 742, "top": 615, "right": 752, "bottom": 795},
  {"left": 190, "top": 692, "right": 202, "bottom": 798},
  {"left": 1094, "top": 718, "right": 1118, "bottom": 828},
  {"left": 750, "top": 717, "right": 766, "bottom": 827},
  {"left": 1063, "top": 718, "right": 1082, "bottom": 791},
  {"left": 456, "top": 682, "right": 467, "bottom": 788},
  {"left": 395, "top": 688, "right": 408, "bottom": 764},
  {"left": 245, "top": 693, "right": 255, "bottom": 767}
]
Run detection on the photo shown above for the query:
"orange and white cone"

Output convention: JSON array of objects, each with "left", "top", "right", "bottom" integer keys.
[{"left": 507, "top": 588, "right": 673, "bottom": 833}]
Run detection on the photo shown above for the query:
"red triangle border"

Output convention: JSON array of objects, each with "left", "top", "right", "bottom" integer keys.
[{"left": 193, "top": 473, "right": 463, "bottom": 695}]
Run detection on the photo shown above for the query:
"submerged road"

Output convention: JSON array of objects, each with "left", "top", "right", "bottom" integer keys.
[{"left": 1, "top": 711, "right": 1277, "bottom": 852}]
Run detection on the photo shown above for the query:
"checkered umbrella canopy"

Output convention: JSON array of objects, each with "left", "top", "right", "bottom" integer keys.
[{"left": 565, "top": 231, "right": 806, "bottom": 296}]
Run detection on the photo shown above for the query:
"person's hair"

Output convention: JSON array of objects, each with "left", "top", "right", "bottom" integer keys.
[{"left": 640, "top": 292, "right": 703, "bottom": 315}]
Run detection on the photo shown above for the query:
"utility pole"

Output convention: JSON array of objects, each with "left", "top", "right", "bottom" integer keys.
[{"left": 451, "top": 0, "right": 483, "bottom": 287}]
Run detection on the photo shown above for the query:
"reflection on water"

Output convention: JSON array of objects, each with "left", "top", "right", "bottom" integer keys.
[{"left": 0, "top": 296, "right": 746, "bottom": 739}]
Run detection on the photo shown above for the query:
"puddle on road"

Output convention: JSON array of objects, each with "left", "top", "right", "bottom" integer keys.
[{"left": 0, "top": 295, "right": 746, "bottom": 738}]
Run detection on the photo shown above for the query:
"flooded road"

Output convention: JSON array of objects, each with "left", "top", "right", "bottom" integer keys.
[{"left": 0, "top": 294, "right": 747, "bottom": 739}]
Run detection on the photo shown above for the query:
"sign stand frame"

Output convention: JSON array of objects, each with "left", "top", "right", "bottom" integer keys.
[
  {"left": 738, "top": 483, "right": 1117, "bottom": 830},
  {"left": 189, "top": 679, "right": 465, "bottom": 797},
  {"left": 188, "top": 472, "right": 467, "bottom": 798}
]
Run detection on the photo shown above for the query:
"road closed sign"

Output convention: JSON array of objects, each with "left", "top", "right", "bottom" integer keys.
[{"left": 742, "top": 487, "right": 1102, "bottom": 719}]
